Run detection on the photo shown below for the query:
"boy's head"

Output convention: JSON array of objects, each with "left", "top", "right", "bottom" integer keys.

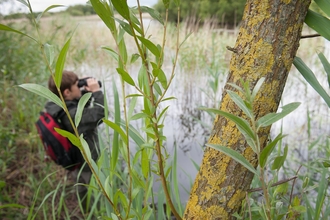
[{"left": 48, "top": 70, "right": 81, "bottom": 100}]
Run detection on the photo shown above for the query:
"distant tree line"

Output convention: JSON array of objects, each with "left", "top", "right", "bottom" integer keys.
[
  {"left": 154, "top": 0, "right": 246, "bottom": 27},
  {"left": 1, "top": 0, "right": 246, "bottom": 27},
  {"left": 1, "top": 4, "right": 96, "bottom": 20}
]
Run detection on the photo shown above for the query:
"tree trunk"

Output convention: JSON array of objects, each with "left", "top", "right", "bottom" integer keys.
[{"left": 183, "top": 0, "right": 311, "bottom": 219}]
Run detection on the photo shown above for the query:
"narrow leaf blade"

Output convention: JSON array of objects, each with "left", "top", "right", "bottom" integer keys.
[
  {"left": 75, "top": 93, "right": 92, "bottom": 128},
  {"left": 19, "top": 84, "right": 63, "bottom": 108},
  {"left": 257, "top": 102, "right": 301, "bottom": 128},
  {"left": 0, "top": 24, "right": 36, "bottom": 42},
  {"left": 294, "top": 57, "right": 330, "bottom": 107},
  {"left": 206, "top": 144, "right": 258, "bottom": 176},
  {"left": 55, "top": 37, "right": 72, "bottom": 88}
]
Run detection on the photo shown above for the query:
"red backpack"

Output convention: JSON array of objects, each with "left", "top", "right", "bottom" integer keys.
[{"left": 35, "top": 111, "right": 81, "bottom": 171}]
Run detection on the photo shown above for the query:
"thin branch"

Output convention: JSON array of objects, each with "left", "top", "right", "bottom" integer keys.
[
  {"left": 248, "top": 176, "right": 298, "bottom": 193},
  {"left": 301, "top": 34, "right": 321, "bottom": 39},
  {"left": 289, "top": 166, "right": 302, "bottom": 204}
]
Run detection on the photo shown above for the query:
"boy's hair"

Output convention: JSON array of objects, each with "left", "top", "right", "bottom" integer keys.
[{"left": 48, "top": 70, "right": 79, "bottom": 97}]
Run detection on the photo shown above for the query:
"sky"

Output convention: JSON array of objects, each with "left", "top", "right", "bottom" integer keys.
[{"left": 2, "top": 0, "right": 158, "bottom": 15}]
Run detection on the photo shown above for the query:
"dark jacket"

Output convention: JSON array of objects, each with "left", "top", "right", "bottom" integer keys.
[{"left": 45, "top": 91, "right": 105, "bottom": 170}]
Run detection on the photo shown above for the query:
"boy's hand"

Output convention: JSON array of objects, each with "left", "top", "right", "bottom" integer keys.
[{"left": 85, "top": 78, "right": 100, "bottom": 92}]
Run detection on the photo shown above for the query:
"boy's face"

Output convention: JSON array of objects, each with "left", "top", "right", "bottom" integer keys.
[{"left": 64, "top": 81, "right": 81, "bottom": 100}]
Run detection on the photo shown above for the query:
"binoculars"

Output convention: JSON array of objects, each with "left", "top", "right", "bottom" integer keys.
[{"left": 78, "top": 77, "right": 102, "bottom": 88}]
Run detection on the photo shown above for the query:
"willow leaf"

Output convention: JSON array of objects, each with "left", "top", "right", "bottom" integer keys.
[
  {"left": 55, "top": 37, "right": 72, "bottom": 88},
  {"left": 207, "top": 144, "right": 258, "bottom": 176},
  {"left": 257, "top": 102, "right": 300, "bottom": 128},
  {"left": 19, "top": 84, "right": 63, "bottom": 108},
  {"left": 294, "top": 57, "right": 330, "bottom": 107},
  {"left": 75, "top": 93, "right": 92, "bottom": 128},
  {"left": 116, "top": 68, "right": 135, "bottom": 86},
  {"left": 137, "top": 36, "right": 160, "bottom": 57},
  {"left": 305, "top": 9, "right": 330, "bottom": 41},
  {"left": 0, "top": 24, "right": 36, "bottom": 42}
]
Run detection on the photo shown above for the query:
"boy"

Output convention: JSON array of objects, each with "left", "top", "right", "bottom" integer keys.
[{"left": 45, "top": 70, "right": 104, "bottom": 209}]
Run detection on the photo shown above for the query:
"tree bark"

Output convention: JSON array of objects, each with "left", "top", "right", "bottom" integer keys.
[{"left": 183, "top": 0, "right": 311, "bottom": 219}]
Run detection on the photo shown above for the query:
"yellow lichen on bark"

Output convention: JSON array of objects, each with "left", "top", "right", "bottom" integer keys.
[
  {"left": 227, "top": 189, "right": 245, "bottom": 210},
  {"left": 230, "top": 33, "right": 275, "bottom": 82},
  {"left": 282, "top": 0, "right": 291, "bottom": 4},
  {"left": 243, "top": 146, "right": 256, "bottom": 163}
]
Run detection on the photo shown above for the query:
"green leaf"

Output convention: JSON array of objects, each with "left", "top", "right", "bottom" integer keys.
[
  {"left": 292, "top": 205, "right": 306, "bottom": 213},
  {"left": 315, "top": 0, "right": 330, "bottom": 17},
  {"left": 90, "top": 0, "right": 116, "bottom": 33},
  {"left": 80, "top": 134, "right": 91, "bottom": 161},
  {"left": 153, "top": 81, "right": 162, "bottom": 95},
  {"left": 130, "top": 112, "right": 149, "bottom": 121},
  {"left": 36, "top": 5, "right": 64, "bottom": 22},
  {"left": 44, "top": 43, "right": 55, "bottom": 67},
  {"left": 227, "top": 82, "right": 244, "bottom": 94},
  {"left": 322, "top": 159, "right": 330, "bottom": 167},
  {"left": 227, "top": 90, "right": 253, "bottom": 119},
  {"left": 141, "top": 148, "right": 149, "bottom": 178},
  {"left": 140, "top": 6, "right": 164, "bottom": 24},
  {"left": 118, "top": 35, "right": 128, "bottom": 66},
  {"left": 200, "top": 107, "right": 256, "bottom": 147},
  {"left": 126, "top": 94, "right": 143, "bottom": 98},
  {"left": 115, "top": 18, "right": 134, "bottom": 36},
  {"left": 104, "top": 176, "right": 111, "bottom": 199},
  {"left": 294, "top": 57, "right": 330, "bottom": 107},
  {"left": 137, "top": 36, "right": 161, "bottom": 57},
  {"left": 19, "top": 84, "right": 63, "bottom": 108},
  {"left": 317, "top": 52, "right": 330, "bottom": 88},
  {"left": 161, "top": 96, "right": 176, "bottom": 102},
  {"left": 127, "top": 96, "right": 137, "bottom": 120},
  {"left": 75, "top": 93, "right": 92, "bottom": 128},
  {"left": 259, "top": 134, "right": 285, "bottom": 168},
  {"left": 102, "top": 46, "right": 119, "bottom": 61},
  {"left": 273, "top": 182, "right": 288, "bottom": 197},
  {"left": 155, "top": 68, "right": 167, "bottom": 89},
  {"left": 0, "top": 203, "right": 25, "bottom": 209},
  {"left": 116, "top": 68, "right": 135, "bottom": 86},
  {"left": 162, "top": 0, "right": 170, "bottom": 9},
  {"left": 157, "top": 106, "right": 169, "bottom": 123},
  {"left": 271, "top": 145, "right": 288, "bottom": 170},
  {"left": 0, "top": 24, "right": 36, "bottom": 42},
  {"left": 305, "top": 9, "right": 330, "bottom": 41},
  {"left": 54, "top": 128, "right": 80, "bottom": 148},
  {"left": 55, "top": 37, "right": 72, "bottom": 88},
  {"left": 130, "top": 17, "right": 143, "bottom": 35},
  {"left": 111, "top": 213, "right": 119, "bottom": 220},
  {"left": 314, "top": 169, "right": 327, "bottom": 220},
  {"left": 257, "top": 102, "right": 300, "bottom": 128},
  {"left": 251, "top": 77, "right": 265, "bottom": 100},
  {"left": 111, "top": 81, "right": 120, "bottom": 171},
  {"left": 206, "top": 144, "right": 258, "bottom": 176},
  {"left": 130, "top": 53, "right": 140, "bottom": 63},
  {"left": 120, "top": 121, "right": 145, "bottom": 147},
  {"left": 110, "top": 0, "right": 130, "bottom": 20},
  {"left": 103, "top": 119, "right": 128, "bottom": 145},
  {"left": 16, "top": 0, "right": 28, "bottom": 7}
]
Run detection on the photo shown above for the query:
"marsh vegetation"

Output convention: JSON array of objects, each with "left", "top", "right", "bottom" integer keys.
[{"left": 0, "top": 5, "right": 329, "bottom": 219}]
